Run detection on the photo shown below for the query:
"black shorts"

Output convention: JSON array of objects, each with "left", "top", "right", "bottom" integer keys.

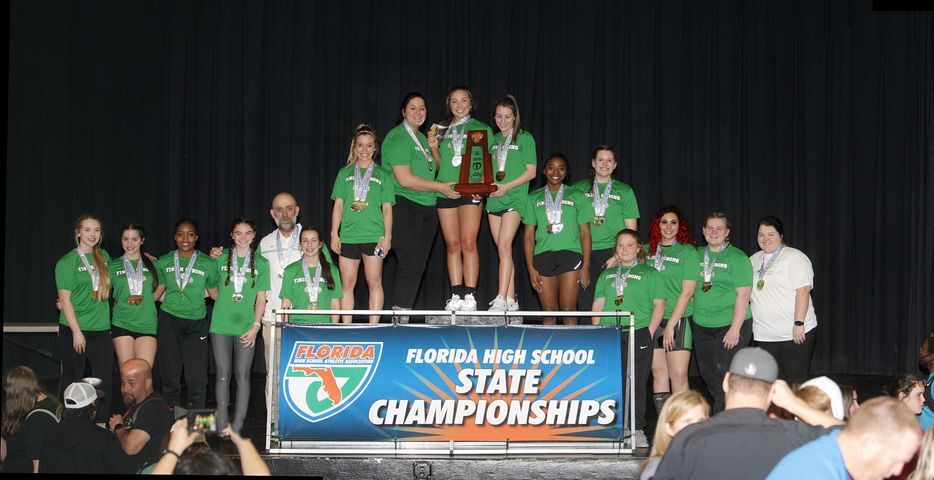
[
  {"left": 111, "top": 325, "right": 155, "bottom": 339},
  {"left": 437, "top": 196, "right": 483, "bottom": 209},
  {"left": 339, "top": 242, "right": 378, "bottom": 260},
  {"left": 533, "top": 250, "right": 583, "bottom": 277},
  {"left": 653, "top": 316, "right": 693, "bottom": 351},
  {"left": 487, "top": 208, "right": 517, "bottom": 217}
]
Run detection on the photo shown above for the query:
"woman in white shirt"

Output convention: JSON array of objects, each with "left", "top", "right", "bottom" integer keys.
[{"left": 749, "top": 215, "right": 817, "bottom": 385}]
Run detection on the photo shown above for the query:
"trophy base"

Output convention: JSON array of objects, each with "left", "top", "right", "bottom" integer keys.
[{"left": 453, "top": 183, "right": 497, "bottom": 196}]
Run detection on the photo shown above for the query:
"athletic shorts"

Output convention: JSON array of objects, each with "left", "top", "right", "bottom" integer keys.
[
  {"left": 437, "top": 196, "right": 483, "bottom": 209},
  {"left": 111, "top": 325, "right": 155, "bottom": 339},
  {"left": 652, "top": 316, "right": 693, "bottom": 351},
  {"left": 487, "top": 207, "right": 517, "bottom": 217},
  {"left": 339, "top": 242, "right": 378, "bottom": 260},
  {"left": 533, "top": 250, "right": 583, "bottom": 277}
]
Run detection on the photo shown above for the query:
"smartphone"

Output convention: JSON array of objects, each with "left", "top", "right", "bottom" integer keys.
[
  {"left": 187, "top": 409, "right": 218, "bottom": 434},
  {"left": 374, "top": 245, "right": 386, "bottom": 258}
]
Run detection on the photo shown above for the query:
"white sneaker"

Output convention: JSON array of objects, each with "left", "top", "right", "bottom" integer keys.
[
  {"left": 506, "top": 297, "right": 520, "bottom": 311},
  {"left": 488, "top": 295, "right": 508, "bottom": 311},
  {"left": 460, "top": 293, "right": 477, "bottom": 311},
  {"left": 633, "top": 429, "right": 649, "bottom": 448},
  {"left": 445, "top": 294, "right": 463, "bottom": 311}
]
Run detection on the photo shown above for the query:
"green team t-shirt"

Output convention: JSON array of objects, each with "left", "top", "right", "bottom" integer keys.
[
  {"left": 436, "top": 118, "right": 494, "bottom": 193},
  {"left": 211, "top": 250, "right": 271, "bottom": 336},
  {"left": 691, "top": 244, "right": 754, "bottom": 328},
  {"left": 330, "top": 162, "right": 396, "bottom": 244},
  {"left": 643, "top": 242, "right": 700, "bottom": 319},
  {"left": 571, "top": 178, "right": 640, "bottom": 250},
  {"left": 55, "top": 248, "right": 113, "bottom": 331},
  {"left": 280, "top": 259, "right": 343, "bottom": 324},
  {"left": 594, "top": 263, "right": 663, "bottom": 329},
  {"left": 521, "top": 185, "right": 594, "bottom": 255},
  {"left": 382, "top": 123, "right": 438, "bottom": 207},
  {"left": 109, "top": 256, "right": 164, "bottom": 335},
  {"left": 156, "top": 251, "right": 219, "bottom": 320},
  {"left": 486, "top": 130, "right": 537, "bottom": 213}
]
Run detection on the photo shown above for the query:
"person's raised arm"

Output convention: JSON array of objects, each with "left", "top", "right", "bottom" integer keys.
[
  {"left": 771, "top": 379, "right": 844, "bottom": 428},
  {"left": 223, "top": 427, "right": 271, "bottom": 476}
]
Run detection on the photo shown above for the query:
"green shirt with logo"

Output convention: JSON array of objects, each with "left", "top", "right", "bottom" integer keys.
[
  {"left": 594, "top": 262, "right": 663, "bottom": 329},
  {"left": 521, "top": 185, "right": 594, "bottom": 255},
  {"left": 691, "top": 244, "right": 754, "bottom": 328},
  {"left": 55, "top": 248, "right": 113, "bottom": 331},
  {"left": 331, "top": 162, "right": 396, "bottom": 244},
  {"left": 643, "top": 242, "right": 700, "bottom": 319},
  {"left": 487, "top": 130, "right": 537, "bottom": 213},
  {"left": 436, "top": 118, "right": 494, "bottom": 193},
  {"left": 156, "top": 251, "right": 219, "bottom": 320},
  {"left": 280, "top": 260, "right": 343, "bottom": 324},
  {"left": 571, "top": 178, "right": 640, "bottom": 250},
  {"left": 109, "top": 256, "right": 163, "bottom": 335},
  {"left": 382, "top": 123, "right": 438, "bottom": 207},
  {"left": 211, "top": 249, "right": 271, "bottom": 336}
]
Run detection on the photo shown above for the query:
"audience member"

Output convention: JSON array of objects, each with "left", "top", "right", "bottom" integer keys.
[
  {"left": 839, "top": 384, "right": 860, "bottom": 420},
  {"left": 653, "top": 347, "right": 843, "bottom": 480},
  {"left": 152, "top": 417, "right": 270, "bottom": 475},
  {"left": 802, "top": 376, "right": 845, "bottom": 421},
  {"left": 640, "top": 390, "right": 710, "bottom": 480},
  {"left": 794, "top": 385, "right": 832, "bottom": 417},
  {"left": 108, "top": 358, "right": 173, "bottom": 473},
  {"left": 909, "top": 426, "right": 934, "bottom": 480},
  {"left": 885, "top": 374, "right": 925, "bottom": 418},
  {"left": 0, "top": 366, "right": 61, "bottom": 473},
  {"left": 767, "top": 396, "right": 922, "bottom": 480},
  {"left": 917, "top": 332, "right": 934, "bottom": 431},
  {"left": 38, "top": 381, "right": 116, "bottom": 473}
]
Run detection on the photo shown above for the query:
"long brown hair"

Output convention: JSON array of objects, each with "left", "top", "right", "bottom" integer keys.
[
  {"left": 2, "top": 366, "right": 59, "bottom": 436},
  {"left": 121, "top": 224, "right": 160, "bottom": 292},
  {"left": 302, "top": 227, "right": 336, "bottom": 291},
  {"left": 492, "top": 94, "right": 523, "bottom": 136},
  {"left": 225, "top": 217, "right": 257, "bottom": 288},
  {"left": 74, "top": 214, "right": 111, "bottom": 301}
]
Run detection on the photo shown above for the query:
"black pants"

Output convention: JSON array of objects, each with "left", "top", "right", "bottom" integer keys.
[
  {"left": 58, "top": 326, "right": 113, "bottom": 422},
  {"left": 692, "top": 319, "right": 753, "bottom": 413},
  {"left": 157, "top": 309, "right": 209, "bottom": 408},
  {"left": 578, "top": 248, "right": 614, "bottom": 311},
  {"left": 390, "top": 196, "right": 439, "bottom": 308},
  {"left": 623, "top": 327, "right": 655, "bottom": 430},
  {"left": 756, "top": 328, "right": 817, "bottom": 386}
]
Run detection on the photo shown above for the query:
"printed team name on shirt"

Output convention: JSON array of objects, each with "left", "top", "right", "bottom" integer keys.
[
  {"left": 164, "top": 267, "right": 208, "bottom": 276},
  {"left": 291, "top": 277, "right": 327, "bottom": 286},
  {"left": 659, "top": 256, "right": 681, "bottom": 264},
  {"left": 698, "top": 262, "right": 729, "bottom": 269},
  {"left": 533, "top": 199, "right": 577, "bottom": 207},
  {"left": 583, "top": 192, "right": 622, "bottom": 201},
  {"left": 603, "top": 273, "right": 644, "bottom": 281},
  {"left": 341, "top": 176, "right": 386, "bottom": 185},
  {"left": 491, "top": 145, "right": 520, "bottom": 151},
  {"left": 220, "top": 265, "right": 260, "bottom": 275}
]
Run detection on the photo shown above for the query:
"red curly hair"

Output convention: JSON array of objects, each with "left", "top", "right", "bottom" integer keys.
[{"left": 648, "top": 205, "right": 696, "bottom": 253}]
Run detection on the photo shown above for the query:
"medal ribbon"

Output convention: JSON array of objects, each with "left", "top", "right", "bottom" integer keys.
[
  {"left": 592, "top": 179, "right": 613, "bottom": 217},
  {"left": 76, "top": 248, "right": 100, "bottom": 292},
  {"left": 614, "top": 262, "right": 637, "bottom": 297},
  {"left": 653, "top": 240, "right": 677, "bottom": 271},
  {"left": 543, "top": 185, "right": 565, "bottom": 227},
  {"left": 275, "top": 223, "right": 302, "bottom": 268},
  {"left": 702, "top": 242, "right": 729, "bottom": 282},
  {"left": 402, "top": 121, "right": 434, "bottom": 169},
  {"left": 447, "top": 115, "right": 472, "bottom": 158},
  {"left": 173, "top": 250, "right": 198, "bottom": 291},
  {"left": 757, "top": 244, "right": 784, "bottom": 280},
  {"left": 353, "top": 162, "right": 376, "bottom": 203},
  {"left": 123, "top": 256, "right": 144, "bottom": 296},
  {"left": 231, "top": 249, "right": 252, "bottom": 296},
  {"left": 495, "top": 132, "right": 513, "bottom": 175},
  {"left": 301, "top": 258, "right": 323, "bottom": 305}
]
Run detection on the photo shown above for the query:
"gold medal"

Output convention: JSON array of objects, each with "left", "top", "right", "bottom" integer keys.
[
  {"left": 756, "top": 279, "right": 765, "bottom": 291},
  {"left": 496, "top": 171, "right": 506, "bottom": 182},
  {"left": 593, "top": 216, "right": 605, "bottom": 226},
  {"left": 351, "top": 200, "right": 368, "bottom": 212},
  {"left": 128, "top": 295, "right": 143, "bottom": 305},
  {"left": 546, "top": 223, "right": 563, "bottom": 234},
  {"left": 614, "top": 295, "right": 623, "bottom": 306},
  {"left": 310, "top": 302, "right": 318, "bottom": 310},
  {"left": 702, "top": 282, "right": 712, "bottom": 292},
  {"left": 232, "top": 293, "right": 243, "bottom": 303}
]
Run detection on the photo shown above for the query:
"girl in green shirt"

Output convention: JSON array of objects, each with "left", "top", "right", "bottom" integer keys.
[
  {"left": 330, "top": 124, "right": 393, "bottom": 324},
  {"left": 431, "top": 86, "right": 493, "bottom": 311},
  {"left": 487, "top": 95, "right": 537, "bottom": 311},
  {"left": 110, "top": 224, "right": 165, "bottom": 369},
  {"left": 211, "top": 218, "right": 269, "bottom": 433},
  {"left": 280, "top": 227, "right": 342, "bottom": 324}
]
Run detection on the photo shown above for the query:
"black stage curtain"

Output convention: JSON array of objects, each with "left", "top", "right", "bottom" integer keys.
[{"left": 6, "top": 0, "right": 933, "bottom": 375}]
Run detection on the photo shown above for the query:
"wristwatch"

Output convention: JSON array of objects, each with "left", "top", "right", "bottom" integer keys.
[{"left": 793, "top": 320, "right": 805, "bottom": 327}]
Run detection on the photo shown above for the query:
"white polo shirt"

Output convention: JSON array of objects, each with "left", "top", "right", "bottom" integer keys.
[
  {"left": 258, "top": 225, "right": 303, "bottom": 324},
  {"left": 749, "top": 246, "right": 818, "bottom": 342}
]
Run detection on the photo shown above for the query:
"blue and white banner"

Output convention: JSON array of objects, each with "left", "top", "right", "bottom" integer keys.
[{"left": 278, "top": 325, "right": 625, "bottom": 442}]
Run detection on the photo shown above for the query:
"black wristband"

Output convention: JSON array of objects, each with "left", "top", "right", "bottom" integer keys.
[
  {"left": 162, "top": 449, "right": 182, "bottom": 459},
  {"left": 794, "top": 320, "right": 805, "bottom": 327},
  {"left": 113, "top": 423, "right": 124, "bottom": 432}
]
